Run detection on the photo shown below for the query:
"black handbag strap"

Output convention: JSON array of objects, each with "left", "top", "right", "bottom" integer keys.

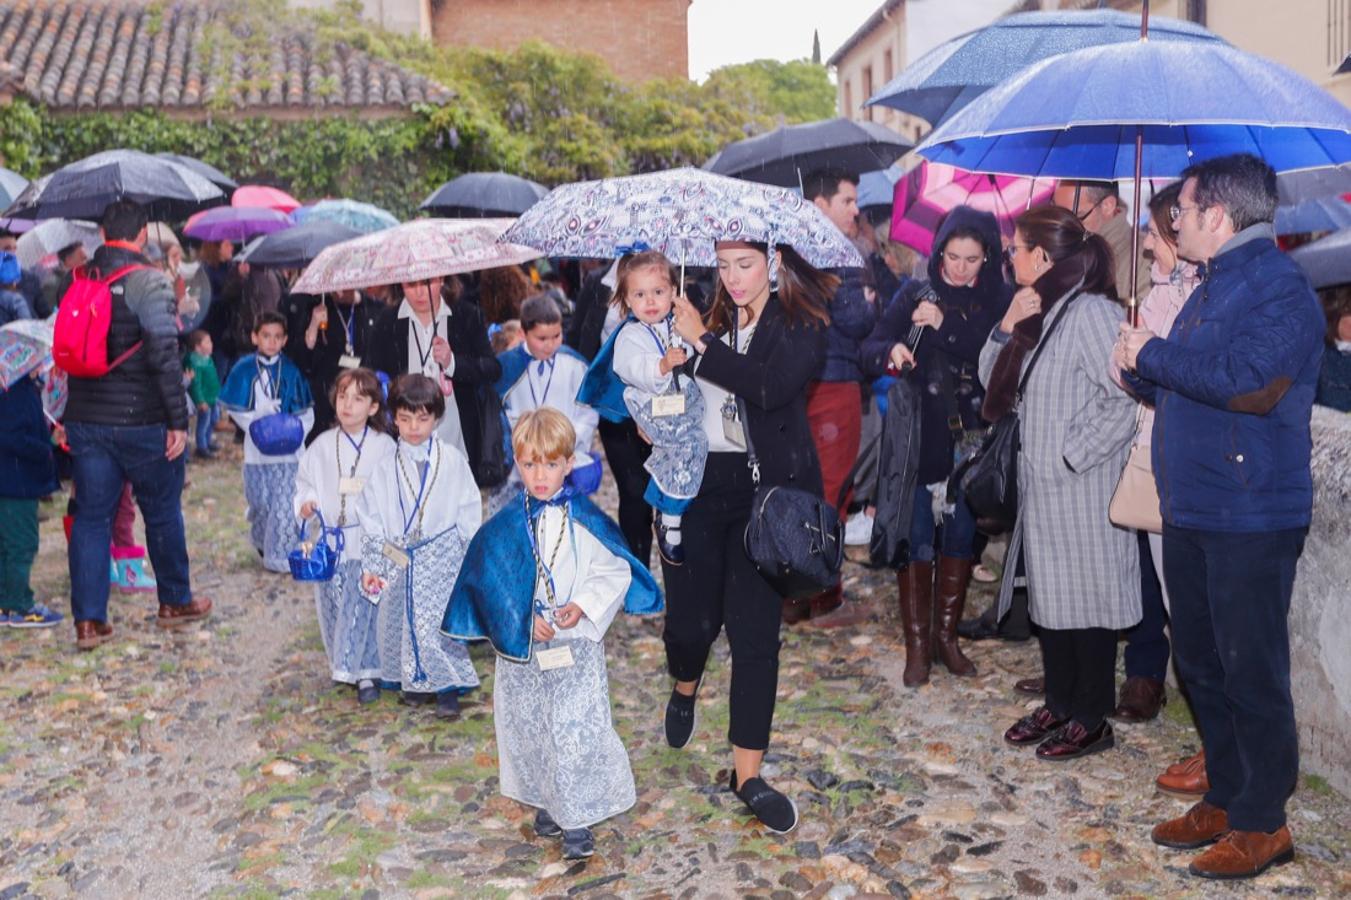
[
  {"left": 737, "top": 395, "right": 762, "bottom": 487},
  {"left": 1014, "top": 290, "right": 1080, "bottom": 406}
]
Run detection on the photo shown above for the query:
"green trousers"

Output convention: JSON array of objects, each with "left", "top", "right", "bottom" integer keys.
[{"left": 0, "top": 497, "right": 38, "bottom": 612}]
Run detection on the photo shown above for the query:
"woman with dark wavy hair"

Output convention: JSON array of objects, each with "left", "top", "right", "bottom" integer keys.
[
  {"left": 981, "top": 205, "right": 1140, "bottom": 761},
  {"left": 661, "top": 240, "right": 833, "bottom": 834}
]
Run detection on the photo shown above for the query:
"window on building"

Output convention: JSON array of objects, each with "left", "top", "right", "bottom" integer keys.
[
  {"left": 844, "top": 79, "right": 854, "bottom": 119},
  {"left": 862, "top": 65, "right": 874, "bottom": 121},
  {"left": 1331, "top": 0, "right": 1351, "bottom": 69},
  {"left": 884, "top": 49, "right": 894, "bottom": 83}
]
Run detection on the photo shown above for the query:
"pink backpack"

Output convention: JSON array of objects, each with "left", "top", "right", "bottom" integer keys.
[{"left": 52, "top": 265, "right": 149, "bottom": 377}]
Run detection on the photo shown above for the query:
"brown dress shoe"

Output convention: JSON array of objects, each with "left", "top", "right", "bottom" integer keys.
[
  {"left": 1157, "top": 749, "right": 1210, "bottom": 798},
  {"left": 803, "top": 597, "right": 870, "bottom": 629},
  {"left": 781, "top": 597, "right": 812, "bottom": 625},
  {"left": 74, "top": 620, "right": 114, "bottom": 651},
  {"left": 1189, "top": 826, "right": 1294, "bottom": 880},
  {"left": 1035, "top": 719, "right": 1114, "bottom": 760},
  {"left": 932, "top": 556, "right": 977, "bottom": 676},
  {"left": 1111, "top": 676, "right": 1167, "bottom": 722},
  {"left": 807, "top": 584, "right": 844, "bottom": 619},
  {"left": 898, "top": 561, "right": 934, "bottom": 687},
  {"left": 1004, "top": 706, "right": 1068, "bottom": 745},
  {"left": 1151, "top": 800, "right": 1230, "bottom": 849},
  {"left": 157, "top": 595, "right": 213, "bottom": 628},
  {"left": 1014, "top": 676, "right": 1045, "bottom": 695}
]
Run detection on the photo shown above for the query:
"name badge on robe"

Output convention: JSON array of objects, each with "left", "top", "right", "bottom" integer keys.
[
  {"left": 651, "top": 393, "right": 686, "bottom": 418},
  {"left": 338, "top": 354, "right": 362, "bottom": 369},
  {"left": 382, "top": 541, "right": 410, "bottom": 569},
  {"left": 536, "top": 644, "right": 575, "bottom": 670},
  {"left": 339, "top": 476, "right": 365, "bottom": 495},
  {"left": 722, "top": 415, "right": 746, "bottom": 450}
]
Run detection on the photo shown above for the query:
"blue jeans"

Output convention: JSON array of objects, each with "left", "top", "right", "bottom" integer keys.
[
  {"left": 194, "top": 403, "right": 219, "bottom": 453},
  {"left": 908, "top": 483, "right": 977, "bottom": 563},
  {"left": 1123, "top": 530, "right": 1170, "bottom": 681},
  {"left": 1163, "top": 524, "right": 1305, "bottom": 833},
  {"left": 67, "top": 422, "right": 193, "bottom": 622}
]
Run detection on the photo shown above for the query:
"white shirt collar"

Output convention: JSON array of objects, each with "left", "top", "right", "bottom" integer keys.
[{"left": 397, "top": 298, "right": 451, "bottom": 323}]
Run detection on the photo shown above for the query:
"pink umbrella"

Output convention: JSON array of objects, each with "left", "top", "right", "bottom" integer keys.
[
  {"left": 232, "top": 185, "right": 301, "bottom": 213},
  {"left": 292, "top": 218, "right": 542, "bottom": 294},
  {"left": 890, "top": 161, "right": 1055, "bottom": 256}
]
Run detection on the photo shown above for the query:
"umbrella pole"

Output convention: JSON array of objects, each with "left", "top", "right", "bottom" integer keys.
[{"left": 1127, "top": 0, "right": 1151, "bottom": 328}]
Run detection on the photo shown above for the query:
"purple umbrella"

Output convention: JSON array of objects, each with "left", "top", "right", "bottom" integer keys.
[{"left": 184, "top": 206, "right": 293, "bottom": 243}]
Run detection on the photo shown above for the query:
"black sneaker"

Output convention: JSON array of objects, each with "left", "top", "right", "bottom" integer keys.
[
  {"left": 561, "top": 827, "right": 595, "bottom": 859},
  {"left": 732, "top": 774, "right": 799, "bottom": 834},
  {"left": 664, "top": 682, "right": 698, "bottom": 749},
  {"left": 356, "top": 680, "right": 380, "bottom": 705},
  {"left": 654, "top": 517, "right": 685, "bottom": 566},
  {"left": 533, "top": 808, "right": 562, "bottom": 838},
  {"left": 435, "top": 692, "right": 461, "bottom": 719}
]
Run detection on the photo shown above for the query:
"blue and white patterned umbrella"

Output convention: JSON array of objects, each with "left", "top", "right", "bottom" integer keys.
[
  {"left": 499, "top": 167, "right": 863, "bottom": 268},
  {"left": 293, "top": 199, "right": 399, "bottom": 234}
]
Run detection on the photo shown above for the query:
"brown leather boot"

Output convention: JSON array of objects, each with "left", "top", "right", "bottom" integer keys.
[
  {"left": 932, "top": 556, "right": 977, "bottom": 676},
  {"left": 898, "top": 561, "right": 933, "bottom": 687}
]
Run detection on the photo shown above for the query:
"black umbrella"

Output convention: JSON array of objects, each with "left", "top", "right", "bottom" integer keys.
[
  {"left": 419, "top": 172, "right": 548, "bottom": 217},
  {"left": 703, "top": 118, "right": 913, "bottom": 188},
  {"left": 3, "top": 149, "right": 225, "bottom": 221},
  {"left": 1290, "top": 227, "right": 1351, "bottom": 289},
  {"left": 237, "top": 219, "right": 362, "bottom": 268},
  {"left": 155, "top": 153, "right": 239, "bottom": 192}
]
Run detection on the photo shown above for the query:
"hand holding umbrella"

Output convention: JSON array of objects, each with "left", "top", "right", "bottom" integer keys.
[{"left": 671, "top": 293, "right": 707, "bottom": 347}]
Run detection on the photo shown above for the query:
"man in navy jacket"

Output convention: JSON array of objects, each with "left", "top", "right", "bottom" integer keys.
[{"left": 1118, "top": 154, "right": 1323, "bottom": 881}]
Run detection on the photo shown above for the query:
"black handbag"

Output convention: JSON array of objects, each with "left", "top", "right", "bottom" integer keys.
[
  {"left": 738, "top": 397, "right": 844, "bottom": 599},
  {"left": 472, "top": 384, "right": 511, "bottom": 488},
  {"left": 957, "top": 292, "right": 1079, "bottom": 534}
]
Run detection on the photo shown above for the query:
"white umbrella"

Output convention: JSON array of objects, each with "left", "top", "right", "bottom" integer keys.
[{"left": 15, "top": 219, "right": 101, "bottom": 269}]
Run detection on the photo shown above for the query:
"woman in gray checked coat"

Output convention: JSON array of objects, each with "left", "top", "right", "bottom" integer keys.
[{"left": 979, "top": 206, "right": 1140, "bottom": 762}]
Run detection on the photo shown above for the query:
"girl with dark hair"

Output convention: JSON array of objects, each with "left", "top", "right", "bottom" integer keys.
[
  {"left": 860, "top": 206, "right": 1013, "bottom": 687},
  {"left": 661, "top": 240, "right": 834, "bottom": 834},
  {"left": 479, "top": 265, "right": 534, "bottom": 325},
  {"left": 981, "top": 205, "right": 1140, "bottom": 761}
]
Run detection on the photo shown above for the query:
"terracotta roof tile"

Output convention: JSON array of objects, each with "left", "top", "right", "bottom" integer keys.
[{"left": 0, "top": 0, "right": 452, "bottom": 114}]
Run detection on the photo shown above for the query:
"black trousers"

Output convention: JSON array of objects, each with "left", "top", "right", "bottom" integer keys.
[
  {"left": 1164, "top": 524, "right": 1305, "bottom": 833},
  {"left": 598, "top": 418, "right": 653, "bottom": 565},
  {"left": 1123, "top": 530, "right": 1170, "bottom": 681},
  {"left": 662, "top": 453, "right": 783, "bottom": 751},
  {"left": 1039, "top": 626, "right": 1118, "bottom": 729}
]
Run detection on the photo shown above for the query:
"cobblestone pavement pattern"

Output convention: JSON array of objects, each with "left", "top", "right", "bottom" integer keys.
[{"left": 1, "top": 442, "right": 1347, "bottom": 898}]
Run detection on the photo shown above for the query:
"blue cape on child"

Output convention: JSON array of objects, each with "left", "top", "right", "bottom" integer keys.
[
  {"left": 220, "top": 353, "right": 313, "bottom": 414},
  {"left": 493, "top": 343, "right": 592, "bottom": 399},
  {"left": 576, "top": 316, "right": 637, "bottom": 424},
  {"left": 442, "top": 489, "right": 663, "bottom": 662}
]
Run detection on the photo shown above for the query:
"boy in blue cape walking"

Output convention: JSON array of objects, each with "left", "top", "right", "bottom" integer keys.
[{"left": 444, "top": 408, "right": 662, "bottom": 860}]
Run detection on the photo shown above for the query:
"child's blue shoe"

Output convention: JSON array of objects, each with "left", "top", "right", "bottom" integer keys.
[{"left": 9, "top": 604, "right": 64, "bottom": 629}]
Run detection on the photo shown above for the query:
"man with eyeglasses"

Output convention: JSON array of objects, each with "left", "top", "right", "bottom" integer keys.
[
  {"left": 1115, "top": 154, "right": 1323, "bottom": 881},
  {"left": 1053, "top": 180, "right": 1150, "bottom": 302}
]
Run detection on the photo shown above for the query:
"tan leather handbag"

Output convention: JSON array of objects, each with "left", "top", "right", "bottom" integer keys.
[{"left": 1109, "top": 420, "right": 1162, "bottom": 533}]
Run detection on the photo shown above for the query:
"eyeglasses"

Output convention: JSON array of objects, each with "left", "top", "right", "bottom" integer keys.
[
  {"left": 1169, "top": 204, "right": 1200, "bottom": 222},
  {"left": 1003, "top": 244, "right": 1032, "bottom": 261}
]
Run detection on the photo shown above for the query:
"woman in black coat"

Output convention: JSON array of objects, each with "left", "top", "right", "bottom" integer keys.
[
  {"left": 365, "top": 277, "right": 501, "bottom": 477},
  {"left": 286, "top": 288, "right": 386, "bottom": 441},
  {"left": 664, "top": 241, "right": 834, "bottom": 835},
  {"left": 860, "top": 205, "right": 1013, "bottom": 688}
]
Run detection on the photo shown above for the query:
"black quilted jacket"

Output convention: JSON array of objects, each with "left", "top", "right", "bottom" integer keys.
[{"left": 64, "top": 245, "right": 190, "bottom": 431}]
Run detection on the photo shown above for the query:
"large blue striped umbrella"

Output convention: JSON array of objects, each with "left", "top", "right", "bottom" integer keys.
[{"left": 866, "top": 10, "right": 1224, "bottom": 129}]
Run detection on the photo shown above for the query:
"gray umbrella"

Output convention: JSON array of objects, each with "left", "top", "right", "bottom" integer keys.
[
  {"left": 419, "top": 172, "right": 548, "bottom": 217},
  {"left": 0, "top": 167, "right": 28, "bottom": 209},
  {"left": 154, "top": 153, "right": 239, "bottom": 192},
  {"left": 239, "top": 219, "right": 363, "bottom": 268},
  {"left": 1277, "top": 165, "right": 1351, "bottom": 207},
  {"left": 3, "top": 149, "right": 225, "bottom": 221},
  {"left": 1290, "top": 228, "right": 1351, "bottom": 289},
  {"left": 703, "top": 118, "right": 913, "bottom": 188}
]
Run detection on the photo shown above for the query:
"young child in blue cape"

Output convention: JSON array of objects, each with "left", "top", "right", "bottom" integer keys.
[
  {"left": 444, "top": 407, "right": 662, "bottom": 861},
  {"left": 578, "top": 250, "right": 707, "bottom": 565},
  {"left": 490, "top": 295, "right": 599, "bottom": 516},
  {"left": 222, "top": 311, "right": 315, "bottom": 573},
  {"left": 359, "top": 373, "right": 481, "bottom": 719}
]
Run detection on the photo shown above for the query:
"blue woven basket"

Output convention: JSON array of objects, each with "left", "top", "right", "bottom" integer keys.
[
  {"left": 288, "top": 510, "right": 345, "bottom": 582},
  {"left": 249, "top": 412, "right": 305, "bottom": 456}
]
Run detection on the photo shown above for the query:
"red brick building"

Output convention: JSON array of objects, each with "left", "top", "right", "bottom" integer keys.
[{"left": 428, "top": 0, "right": 691, "bottom": 82}]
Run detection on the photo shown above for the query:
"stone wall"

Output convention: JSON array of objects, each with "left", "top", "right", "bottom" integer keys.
[
  {"left": 1295, "top": 406, "right": 1351, "bottom": 795},
  {"left": 429, "top": 0, "right": 690, "bottom": 82}
]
